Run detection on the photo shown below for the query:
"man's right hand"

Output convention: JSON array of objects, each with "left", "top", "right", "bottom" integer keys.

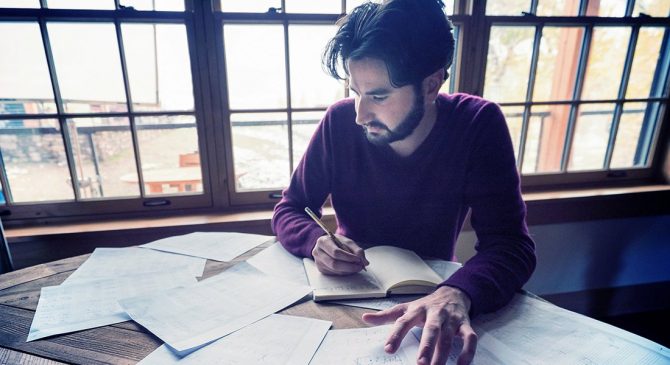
[{"left": 311, "top": 234, "right": 369, "bottom": 275}]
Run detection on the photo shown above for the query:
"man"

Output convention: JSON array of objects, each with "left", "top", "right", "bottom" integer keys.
[{"left": 272, "top": 0, "right": 536, "bottom": 364}]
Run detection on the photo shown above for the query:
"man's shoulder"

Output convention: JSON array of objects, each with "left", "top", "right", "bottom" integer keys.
[
  {"left": 326, "top": 98, "right": 356, "bottom": 117},
  {"left": 438, "top": 93, "right": 505, "bottom": 128},
  {"left": 438, "top": 93, "right": 499, "bottom": 114}
]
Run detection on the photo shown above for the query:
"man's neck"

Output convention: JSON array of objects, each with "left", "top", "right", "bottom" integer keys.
[{"left": 389, "top": 101, "right": 438, "bottom": 157}]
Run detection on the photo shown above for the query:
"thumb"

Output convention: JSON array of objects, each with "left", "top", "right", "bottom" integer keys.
[{"left": 362, "top": 305, "right": 406, "bottom": 325}]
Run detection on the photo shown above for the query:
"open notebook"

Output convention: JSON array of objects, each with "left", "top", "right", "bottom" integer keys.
[{"left": 304, "top": 246, "right": 458, "bottom": 301}]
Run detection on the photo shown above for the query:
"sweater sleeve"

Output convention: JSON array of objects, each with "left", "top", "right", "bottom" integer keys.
[
  {"left": 271, "top": 109, "right": 335, "bottom": 258},
  {"left": 441, "top": 102, "right": 536, "bottom": 317}
]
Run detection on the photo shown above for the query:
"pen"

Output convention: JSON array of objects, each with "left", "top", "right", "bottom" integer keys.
[{"left": 304, "top": 207, "right": 367, "bottom": 271}]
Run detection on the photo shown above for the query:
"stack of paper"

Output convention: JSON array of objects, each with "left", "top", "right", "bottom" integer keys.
[
  {"left": 28, "top": 247, "right": 207, "bottom": 341},
  {"left": 139, "top": 314, "right": 331, "bottom": 364},
  {"left": 64, "top": 247, "right": 206, "bottom": 284},
  {"left": 119, "top": 262, "right": 313, "bottom": 355},
  {"left": 246, "top": 242, "right": 309, "bottom": 286},
  {"left": 310, "top": 324, "right": 420, "bottom": 365},
  {"left": 471, "top": 294, "right": 670, "bottom": 364},
  {"left": 140, "top": 232, "right": 274, "bottom": 262},
  {"left": 28, "top": 268, "right": 197, "bottom": 341}
]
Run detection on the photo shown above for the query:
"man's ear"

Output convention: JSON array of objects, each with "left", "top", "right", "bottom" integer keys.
[{"left": 423, "top": 68, "right": 445, "bottom": 100}]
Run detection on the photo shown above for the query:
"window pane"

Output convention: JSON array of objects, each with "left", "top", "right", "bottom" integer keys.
[
  {"left": 231, "top": 112, "right": 289, "bottom": 191},
  {"left": 0, "top": 23, "right": 57, "bottom": 114},
  {"left": 536, "top": 0, "right": 580, "bottom": 16},
  {"left": 219, "top": 0, "right": 280, "bottom": 13},
  {"left": 122, "top": 23, "right": 194, "bottom": 112},
  {"left": 0, "top": 119, "right": 73, "bottom": 202},
  {"left": 47, "top": 0, "right": 114, "bottom": 10},
  {"left": 585, "top": 0, "right": 626, "bottom": 17},
  {"left": 568, "top": 103, "right": 615, "bottom": 171},
  {"left": 120, "top": 0, "right": 185, "bottom": 11},
  {"left": 633, "top": 0, "right": 670, "bottom": 17},
  {"left": 580, "top": 27, "right": 630, "bottom": 101},
  {"left": 289, "top": 25, "right": 343, "bottom": 109},
  {"left": 625, "top": 27, "right": 666, "bottom": 99},
  {"left": 0, "top": 185, "right": 5, "bottom": 205},
  {"left": 501, "top": 106, "right": 524, "bottom": 162},
  {"left": 48, "top": 23, "right": 128, "bottom": 113},
  {"left": 610, "top": 102, "right": 651, "bottom": 168},
  {"left": 68, "top": 117, "right": 139, "bottom": 199},
  {"left": 486, "top": 0, "right": 528, "bottom": 15},
  {"left": 285, "top": 0, "right": 340, "bottom": 13},
  {"left": 533, "top": 27, "right": 584, "bottom": 102},
  {"left": 484, "top": 26, "right": 535, "bottom": 103},
  {"left": 524, "top": 104, "right": 569, "bottom": 174},
  {"left": 440, "top": 24, "right": 459, "bottom": 94},
  {"left": 0, "top": 0, "right": 39, "bottom": 8},
  {"left": 135, "top": 115, "right": 202, "bottom": 195},
  {"left": 224, "top": 25, "right": 286, "bottom": 110},
  {"left": 291, "top": 111, "right": 322, "bottom": 168}
]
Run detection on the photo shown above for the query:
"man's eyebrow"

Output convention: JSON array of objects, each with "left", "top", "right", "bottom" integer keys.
[
  {"left": 348, "top": 86, "right": 392, "bottom": 95},
  {"left": 365, "top": 87, "right": 391, "bottom": 95}
]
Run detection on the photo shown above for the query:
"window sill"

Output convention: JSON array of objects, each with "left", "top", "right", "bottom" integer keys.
[{"left": 5, "top": 185, "right": 669, "bottom": 239}]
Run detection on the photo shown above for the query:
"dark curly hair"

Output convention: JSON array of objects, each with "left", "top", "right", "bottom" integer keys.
[{"left": 323, "top": 0, "right": 455, "bottom": 88}]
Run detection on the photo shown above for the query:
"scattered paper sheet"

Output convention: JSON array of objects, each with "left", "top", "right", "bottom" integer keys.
[
  {"left": 470, "top": 294, "right": 670, "bottom": 364},
  {"left": 309, "top": 324, "right": 419, "bottom": 365},
  {"left": 246, "top": 242, "right": 309, "bottom": 286},
  {"left": 140, "top": 232, "right": 274, "bottom": 262},
  {"left": 138, "top": 314, "right": 331, "bottom": 365},
  {"left": 119, "top": 263, "right": 313, "bottom": 354},
  {"left": 27, "top": 267, "right": 197, "bottom": 341},
  {"left": 64, "top": 247, "right": 206, "bottom": 285}
]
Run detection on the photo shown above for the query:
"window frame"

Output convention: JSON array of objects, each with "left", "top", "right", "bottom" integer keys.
[
  {"left": 0, "top": 0, "right": 668, "bottom": 225},
  {"left": 0, "top": 4, "right": 221, "bottom": 222},
  {"left": 455, "top": 0, "right": 670, "bottom": 191}
]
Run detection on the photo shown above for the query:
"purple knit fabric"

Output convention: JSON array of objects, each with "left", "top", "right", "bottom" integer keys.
[{"left": 272, "top": 93, "right": 536, "bottom": 316}]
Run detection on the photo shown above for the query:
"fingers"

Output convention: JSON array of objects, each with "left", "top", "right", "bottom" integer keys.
[
  {"left": 385, "top": 311, "right": 423, "bottom": 354},
  {"left": 362, "top": 305, "right": 422, "bottom": 354},
  {"left": 338, "top": 236, "right": 370, "bottom": 266},
  {"left": 417, "top": 306, "right": 451, "bottom": 365},
  {"left": 456, "top": 322, "right": 477, "bottom": 365},
  {"left": 313, "top": 235, "right": 367, "bottom": 275},
  {"left": 361, "top": 304, "right": 407, "bottom": 325},
  {"left": 431, "top": 325, "right": 453, "bottom": 365}
]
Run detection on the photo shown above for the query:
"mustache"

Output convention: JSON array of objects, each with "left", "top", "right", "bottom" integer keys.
[{"left": 363, "top": 120, "right": 391, "bottom": 131}]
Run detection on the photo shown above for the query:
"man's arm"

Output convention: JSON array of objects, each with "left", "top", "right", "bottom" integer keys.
[
  {"left": 442, "top": 102, "right": 536, "bottom": 316},
  {"left": 271, "top": 105, "right": 368, "bottom": 273},
  {"left": 363, "top": 101, "right": 535, "bottom": 364},
  {"left": 271, "top": 117, "right": 333, "bottom": 258}
]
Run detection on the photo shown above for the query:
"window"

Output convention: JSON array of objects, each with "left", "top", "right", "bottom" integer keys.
[
  {"left": 478, "top": 0, "right": 669, "bottom": 187},
  {"left": 0, "top": 2, "right": 208, "bottom": 219},
  {"left": 0, "top": 0, "right": 668, "bottom": 223},
  {"left": 217, "top": 1, "right": 457, "bottom": 204}
]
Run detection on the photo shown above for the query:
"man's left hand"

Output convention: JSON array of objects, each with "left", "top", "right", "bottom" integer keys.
[{"left": 361, "top": 286, "right": 477, "bottom": 365}]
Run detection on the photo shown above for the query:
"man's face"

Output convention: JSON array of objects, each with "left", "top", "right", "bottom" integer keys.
[{"left": 348, "top": 58, "right": 425, "bottom": 146}]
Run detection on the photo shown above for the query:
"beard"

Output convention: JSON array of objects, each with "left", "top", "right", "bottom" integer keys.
[{"left": 362, "top": 90, "right": 425, "bottom": 146}]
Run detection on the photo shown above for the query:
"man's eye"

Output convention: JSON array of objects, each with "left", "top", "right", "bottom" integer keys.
[{"left": 372, "top": 95, "right": 388, "bottom": 102}]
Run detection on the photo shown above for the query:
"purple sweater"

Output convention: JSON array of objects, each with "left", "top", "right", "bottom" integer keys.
[{"left": 272, "top": 93, "right": 536, "bottom": 316}]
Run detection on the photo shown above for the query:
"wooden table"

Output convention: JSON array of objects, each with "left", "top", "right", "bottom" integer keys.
[{"left": 0, "top": 243, "right": 370, "bottom": 365}]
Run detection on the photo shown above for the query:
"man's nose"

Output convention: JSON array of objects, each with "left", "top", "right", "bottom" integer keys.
[{"left": 355, "top": 98, "right": 372, "bottom": 126}]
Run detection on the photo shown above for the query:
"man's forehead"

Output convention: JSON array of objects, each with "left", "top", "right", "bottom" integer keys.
[{"left": 347, "top": 57, "right": 396, "bottom": 92}]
